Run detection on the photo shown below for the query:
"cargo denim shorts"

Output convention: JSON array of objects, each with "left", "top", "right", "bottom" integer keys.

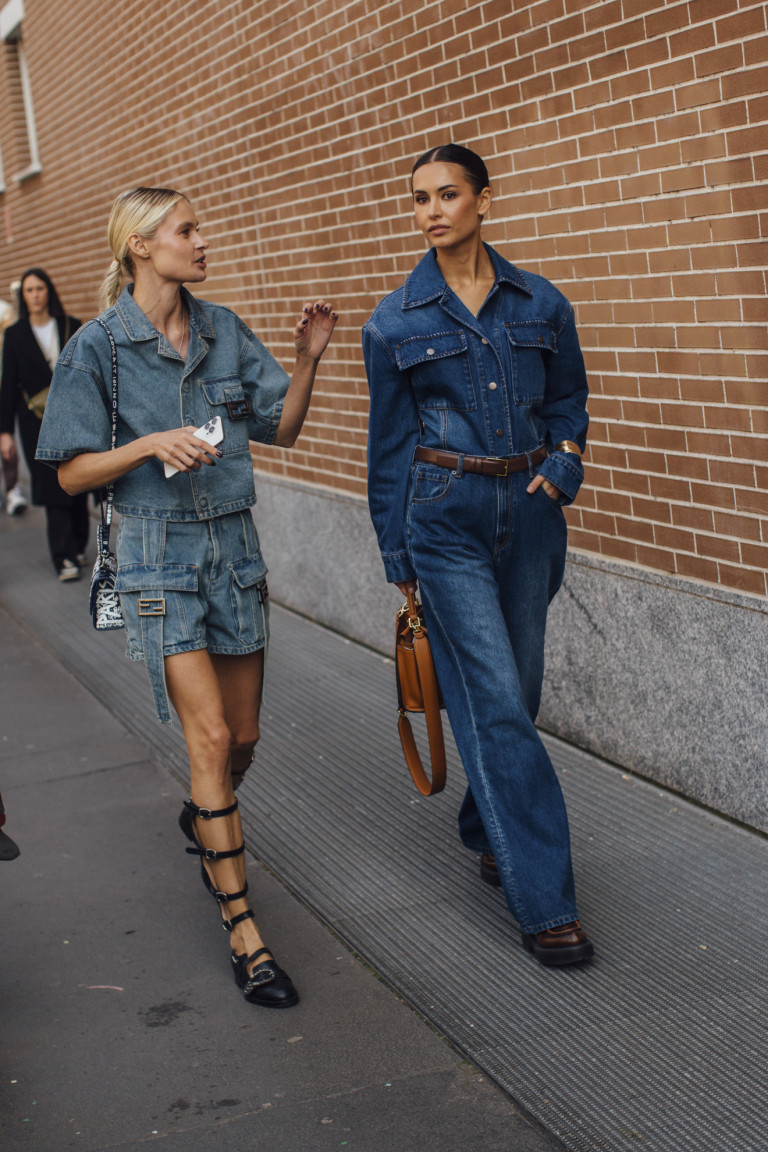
[{"left": 115, "top": 510, "right": 269, "bottom": 724}]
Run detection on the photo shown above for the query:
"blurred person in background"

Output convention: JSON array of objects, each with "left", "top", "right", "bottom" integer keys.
[
  {"left": 0, "top": 292, "right": 27, "bottom": 516},
  {"left": 0, "top": 270, "right": 84, "bottom": 579}
]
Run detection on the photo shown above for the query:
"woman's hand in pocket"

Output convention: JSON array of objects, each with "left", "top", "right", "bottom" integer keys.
[{"left": 526, "top": 472, "right": 562, "bottom": 501}]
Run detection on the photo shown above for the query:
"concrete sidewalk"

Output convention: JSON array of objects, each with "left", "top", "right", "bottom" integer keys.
[
  {"left": 0, "top": 508, "right": 557, "bottom": 1151},
  {"left": 3, "top": 500, "right": 768, "bottom": 1152}
]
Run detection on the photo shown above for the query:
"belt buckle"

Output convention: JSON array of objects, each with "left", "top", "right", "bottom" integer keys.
[
  {"left": 138, "top": 597, "right": 166, "bottom": 616},
  {"left": 486, "top": 456, "right": 509, "bottom": 477}
]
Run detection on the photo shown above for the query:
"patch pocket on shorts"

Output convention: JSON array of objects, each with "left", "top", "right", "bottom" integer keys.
[
  {"left": 115, "top": 563, "right": 199, "bottom": 650},
  {"left": 230, "top": 554, "right": 269, "bottom": 646}
]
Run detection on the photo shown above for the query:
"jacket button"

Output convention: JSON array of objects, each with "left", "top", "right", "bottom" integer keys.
[
  {"left": 538, "top": 335, "right": 544, "bottom": 343},
  {"left": 426, "top": 348, "right": 435, "bottom": 355},
  {"left": 496, "top": 428, "right": 503, "bottom": 437},
  {"left": 481, "top": 338, "right": 489, "bottom": 345},
  {"left": 488, "top": 382, "right": 497, "bottom": 390}
]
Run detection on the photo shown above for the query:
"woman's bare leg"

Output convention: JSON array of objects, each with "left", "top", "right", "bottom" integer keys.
[
  {"left": 164, "top": 648, "right": 268, "bottom": 968},
  {"left": 210, "top": 650, "right": 264, "bottom": 791}
]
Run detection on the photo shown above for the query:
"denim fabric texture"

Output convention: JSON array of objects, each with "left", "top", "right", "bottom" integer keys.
[
  {"left": 115, "top": 511, "right": 269, "bottom": 723},
  {"left": 36, "top": 285, "right": 289, "bottom": 521},
  {"left": 363, "top": 244, "right": 589, "bottom": 933},
  {"left": 363, "top": 244, "right": 589, "bottom": 586}
]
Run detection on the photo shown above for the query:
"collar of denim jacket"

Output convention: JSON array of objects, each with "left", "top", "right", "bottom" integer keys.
[
  {"left": 401, "top": 243, "right": 533, "bottom": 310},
  {"left": 114, "top": 284, "right": 216, "bottom": 342}
]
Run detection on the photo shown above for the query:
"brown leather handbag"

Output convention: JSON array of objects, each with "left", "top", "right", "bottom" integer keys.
[{"left": 395, "top": 588, "right": 446, "bottom": 796}]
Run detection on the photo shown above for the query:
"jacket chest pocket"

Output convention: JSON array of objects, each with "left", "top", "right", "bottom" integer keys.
[
  {"left": 504, "top": 322, "right": 556, "bottom": 405},
  {"left": 200, "top": 377, "right": 251, "bottom": 447},
  {"left": 395, "top": 331, "right": 476, "bottom": 412}
]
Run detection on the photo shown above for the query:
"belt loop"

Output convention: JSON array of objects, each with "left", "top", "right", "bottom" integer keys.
[
  {"left": 526, "top": 451, "right": 535, "bottom": 479},
  {"left": 452, "top": 452, "right": 465, "bottom": 478},
  {"left": 140, "top": 517, "right": 172, "bottom": 724}
]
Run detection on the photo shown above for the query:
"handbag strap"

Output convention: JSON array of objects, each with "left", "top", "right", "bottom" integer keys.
[
  {"left": 397, "top": 587, "right": 446, "bottom": 796},
  {"left": 94, "top": 318, "right": 118, "bottom": 537}
]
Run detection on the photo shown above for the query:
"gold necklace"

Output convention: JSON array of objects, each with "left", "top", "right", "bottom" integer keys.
[{"left": 159, "top": 309, "right": 187, "bottom": 356}]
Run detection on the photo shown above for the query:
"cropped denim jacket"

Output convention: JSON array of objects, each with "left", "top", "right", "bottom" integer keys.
[
  {"left": 36, "top": 285, "right": 289, "bottom": 520},
  {"left": 362, "top": 244, "right": 589, "bottom": 583}
]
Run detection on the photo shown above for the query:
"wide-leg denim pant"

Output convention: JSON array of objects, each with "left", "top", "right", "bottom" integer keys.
[{"left": 406, "top": 461, "right": 578, "bottom": 935}]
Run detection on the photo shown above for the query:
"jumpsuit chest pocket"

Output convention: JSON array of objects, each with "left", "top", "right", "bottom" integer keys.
[
  {"left": 200, "top": 376, "right": 252, "bottom": 440},
  {"left": 395, "top": 331, "right": 476, "bottom": 412},
  {"left": 504, "top": 321, "right": 556, "bottom": 405}
]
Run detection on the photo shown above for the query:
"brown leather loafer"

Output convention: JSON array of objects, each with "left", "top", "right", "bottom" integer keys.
[
  {"left": 522, "top": 921, "right": 595, "bottom": 967},
  {"left": 480, "top": 852, "right": 502, "bottom": 887}
]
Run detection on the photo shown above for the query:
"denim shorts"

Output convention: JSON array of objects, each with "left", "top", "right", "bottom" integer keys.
[{"left": 114, "top": 511, "right": 269, "bottom": 723}]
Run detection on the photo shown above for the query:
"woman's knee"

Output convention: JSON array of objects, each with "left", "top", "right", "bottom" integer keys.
[
  {"left": 188, "top": 717, "right": 234, "bottom": 764},
  {"left": 230, "top": 727, "right": 260, "bottom": 760}
]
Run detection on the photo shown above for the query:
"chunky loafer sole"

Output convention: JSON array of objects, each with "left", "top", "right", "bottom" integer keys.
[
  {"left": 522, "top": 921, "right": 595, "bottom": 967},
  {"left": 232, "top": 947, "right": 299, "bottom": 1009}
]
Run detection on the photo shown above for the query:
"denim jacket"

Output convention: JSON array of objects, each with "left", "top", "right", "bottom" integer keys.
[
  {"left": 36, "top": 285, "right": 289, "bottom": 520},
  {"left": 362, "top": 244, "right": 589, "bottom": 583}
]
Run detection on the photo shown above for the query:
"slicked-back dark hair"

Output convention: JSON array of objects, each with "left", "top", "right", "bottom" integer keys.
[
  {"left": 411, "top": 143, "right": 490, "bottom": 194},
  {"left": 17, "top": 268, "right": 65, "bottom": 319}
]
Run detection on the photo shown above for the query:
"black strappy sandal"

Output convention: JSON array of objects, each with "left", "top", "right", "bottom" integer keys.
[
  {"left": 178, "top": 798, "right": 240, "bottom": 896},
  {"left": 179, "top": 798, "right": 299, "bottom": 1008},
  {"left": 231, "top": 947, "right": 300, "bottom": 1008}
]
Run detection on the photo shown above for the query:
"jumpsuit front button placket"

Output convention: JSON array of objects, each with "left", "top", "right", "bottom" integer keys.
[{"left": 445, "top": 287, "right": 514, "bottom": 457}]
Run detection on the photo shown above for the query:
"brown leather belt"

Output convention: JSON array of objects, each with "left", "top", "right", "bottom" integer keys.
[{"left": 414, "top": 445, "right": 547, "bottom": 477}]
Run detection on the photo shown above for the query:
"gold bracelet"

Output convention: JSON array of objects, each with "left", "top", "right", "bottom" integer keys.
[{"left": 554, "top": 440, "right": 582, "bottom": 457}]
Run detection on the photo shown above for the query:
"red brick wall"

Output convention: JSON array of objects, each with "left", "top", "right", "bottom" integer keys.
[{"left": 1, "top": 0, "right": 766, "bottom": 594}]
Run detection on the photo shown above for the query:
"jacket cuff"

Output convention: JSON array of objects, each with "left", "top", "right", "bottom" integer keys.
[
  {"left": 538, "top": 451, "right": 584, "bottom": 505},
  {"left": 382, "top": 551, "right": 417, "bottom": 585}
]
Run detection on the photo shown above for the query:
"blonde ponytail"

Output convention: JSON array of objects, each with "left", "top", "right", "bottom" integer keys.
[
  {"left": 100, "top": 258, "right": 124, "bottom": 310},
  {"left": 100, "top": 186, "right": 186, "bottom": 310}
]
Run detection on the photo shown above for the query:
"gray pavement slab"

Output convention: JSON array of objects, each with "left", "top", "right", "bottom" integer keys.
[{"left": 0, "top": 576, "right": 556, "bottom": 1151}]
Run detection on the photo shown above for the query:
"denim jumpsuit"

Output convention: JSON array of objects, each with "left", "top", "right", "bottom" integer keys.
[
  {"left": 363, "top": 245, "right": 589, "bottom": 935},
  {"left": 37, "top": 286, "right": 289, "bottom": 724}
]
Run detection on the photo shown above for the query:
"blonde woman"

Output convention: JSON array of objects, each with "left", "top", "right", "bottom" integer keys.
[{"left": 38, "top": 187, "right": 338, "bottom": 1006}]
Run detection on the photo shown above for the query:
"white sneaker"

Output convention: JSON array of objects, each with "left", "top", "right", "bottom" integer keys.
[
  {"left": 58, "top": 559, "right": 81, "bottom": 582},
  {"left": 6, "top": 485, "right": 27, "bottom": 516}
]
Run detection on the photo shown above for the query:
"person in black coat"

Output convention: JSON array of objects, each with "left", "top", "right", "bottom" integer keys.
[{"left": 0, "top": 269, "right": 85, "bottom": 579}]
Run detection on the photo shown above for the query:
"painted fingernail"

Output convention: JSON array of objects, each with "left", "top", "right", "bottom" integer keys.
[{"left": 301, "top": 317, "right": 308, "bottom": 324}]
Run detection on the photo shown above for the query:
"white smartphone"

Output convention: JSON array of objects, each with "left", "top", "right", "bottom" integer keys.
[{"left": 164, "top": 416, "right": 224, "bottom": 478}]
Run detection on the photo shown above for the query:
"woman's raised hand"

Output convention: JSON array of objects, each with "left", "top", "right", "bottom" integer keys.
[{"left": 294, "top": 300, "right": 338, "bottom": 361}]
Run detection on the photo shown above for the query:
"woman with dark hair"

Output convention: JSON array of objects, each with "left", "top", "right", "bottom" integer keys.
[
  {"left": 363, "top": 144, "right": 594, "bottom": 966},
  {"left": 37, "top": 187, "right": 337, "bottom": 1007},
  {"left": 0, "top": 269, "right": 85, "bottom": 578}
]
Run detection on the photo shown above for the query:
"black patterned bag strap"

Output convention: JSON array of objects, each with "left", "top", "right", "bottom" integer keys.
[{"left": 94, "top": 318, "right": 118, "bottom": 543}]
